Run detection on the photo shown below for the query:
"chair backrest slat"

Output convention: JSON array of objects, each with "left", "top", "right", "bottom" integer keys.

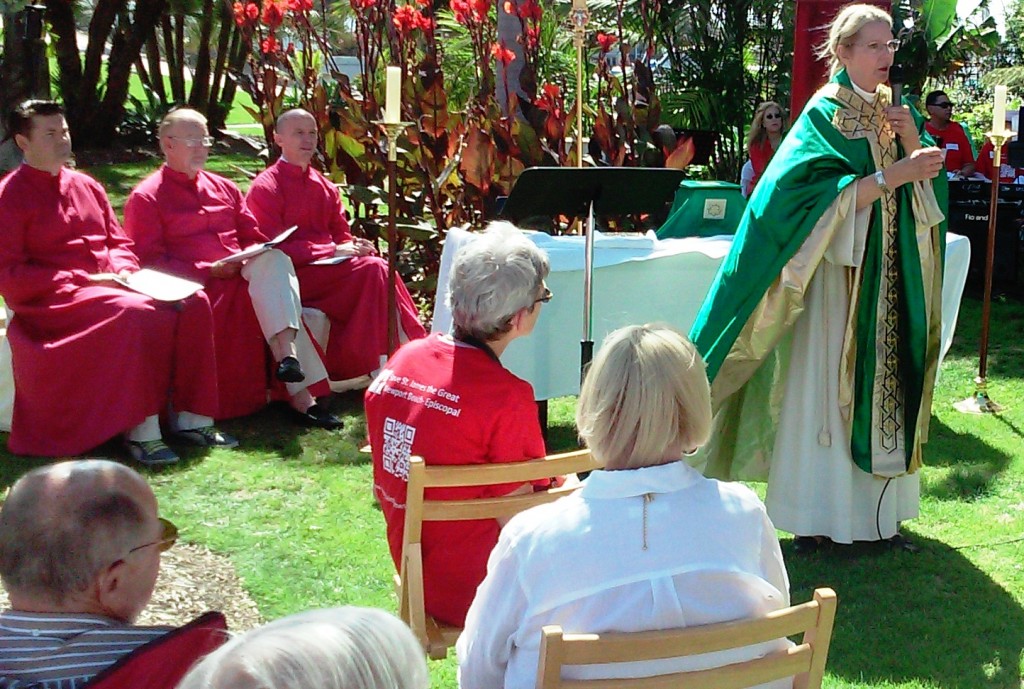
[
  {"left": 535, "top": 588, "right": 837, "bottom": 689},
  {"left": 398, "top": 449, "right": 598, "bottom": 660},
  {"left": 559, "top": 601, "right": 821, "bottom": 662}
]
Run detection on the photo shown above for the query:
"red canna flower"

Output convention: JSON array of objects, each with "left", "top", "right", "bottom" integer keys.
[
  {"left": 518, "top": 0, "right": 541, "bottom": 21},
  {"left": 261, "top": 0, "right": 286, "bottom": 28},
  {"left": 232, "top": 2, "right": 247, "bottom": 25},
  {"left": 490, "top": 41, "right": 516, "bottom": 65},
  {"left": 596, "top": 32, "right": 618, "bottom": 53},
  {"left": 392, "top": 4, "right": 429, "bottom": 35},
  {"left": 246, "top": 3, "right": 259, "bottom": 19},
  {"left": 470, "top": 0, "right": 488, "bottom": 20},
  {"left": 287, "top": 0, "right": 313, "bottom": 11},
  {"left": 450, "top": 0, "right": 470, "bottom": 23},
  {"left": 261, "top": 34, "right": 279, "bottom": 53},
  {"left": 350, "top": 0, "right": 377, "bottom": 8}
]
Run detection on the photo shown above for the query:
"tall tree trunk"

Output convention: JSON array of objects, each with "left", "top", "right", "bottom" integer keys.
[
  {"left": 45, "top": 0, "right": 84, "bottom": 118},
  {"left": 189, "top": 0, "right": 216, "bottom": 110},
  {"left": 163, "top": 15, "right": 186, "bottom": 101},
  {"left": 209, "top": 3, "right": 238, "bottom": 130},
  {"left": 145, "top": 32, "right": 168, "bottom": 103},
  {"left": 91, "top": 0, "right": 168, "bottom": 143}
]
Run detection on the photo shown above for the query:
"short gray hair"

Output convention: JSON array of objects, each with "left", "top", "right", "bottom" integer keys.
[
  {"left": 576, "top": 324, "right": 712, "bottom": 471},
  {"left": 447, "top": 221, "right": 550, "bottom": 341},
  {"left": 816, "top": 4, "right": 892, "bottom": 77},
  {"left": 0, "top": 460, "right": 149, "bottom": 602},
  {"left": 176, "top": 607, "right": 430, "bottom": 689},
  {"left": 158, "top": 107, "right": 208, "bottom": 139}
]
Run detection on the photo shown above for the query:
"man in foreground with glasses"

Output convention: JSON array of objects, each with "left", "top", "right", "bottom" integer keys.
[
  {"left": 365, "top": 221, "right": 559, "bottom": 628},
  {"left": 924, "top": 89, "right": 977, "bottom": 178},
  {"left": 125, "top": 108, "right": 342, "bottom": 429},
  {"left": 0, "top": 459, "right": 217, "bottom": 688}
]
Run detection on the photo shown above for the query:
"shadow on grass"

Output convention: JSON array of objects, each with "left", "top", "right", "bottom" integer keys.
[
  {"left": 786, "top": 533, "right": 1024, "bottom": 689},
  {"left": 921, "top": 417, "right": 1014, "bottom": 501},
  {"left": 0, "top": 389, "right": 372, "bottom": 490}
]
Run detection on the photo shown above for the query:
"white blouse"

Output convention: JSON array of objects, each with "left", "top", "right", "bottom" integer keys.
[{"left": 456, "top": 461, "right": 792, "bottom": 689}]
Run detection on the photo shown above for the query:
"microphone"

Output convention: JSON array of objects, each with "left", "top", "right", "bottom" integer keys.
[{"left": 889, "top": 64, "right": 904, "bottom": 105}]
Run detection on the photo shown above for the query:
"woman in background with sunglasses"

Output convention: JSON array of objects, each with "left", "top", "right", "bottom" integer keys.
[
  {"left": 924, "top": 90, "right": 977, "bottom": 178},
  {"left": 744, "top": 101, "right": 789, "bottom": 196}
]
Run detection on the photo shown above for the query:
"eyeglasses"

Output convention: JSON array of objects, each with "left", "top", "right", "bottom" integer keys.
[
  {"left": 850, "top": 39, "right": 900, "bottom": 53},
  {"left": 126, "top": 517, "right": 179, "bottom": 557},
  {"left": 932, "top": 102, "right": 954, "bottom": 109},
  {"left": 533, "top": 287, "right": 553, "bottom": 305},
  {"left": 764, "top": 113, "right": 782, "bottom": 120},
  {"left": 169, "top": 136, "right": 214, "bottom": 148}
]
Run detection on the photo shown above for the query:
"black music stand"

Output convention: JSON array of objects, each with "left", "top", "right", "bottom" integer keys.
[{"left": 501, "top": 167, "right": 687, "bottom": 383}]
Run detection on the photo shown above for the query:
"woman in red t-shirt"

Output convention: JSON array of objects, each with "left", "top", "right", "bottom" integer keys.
[{"left": 745, "top": 101, "right": 789, "bottom": 196}]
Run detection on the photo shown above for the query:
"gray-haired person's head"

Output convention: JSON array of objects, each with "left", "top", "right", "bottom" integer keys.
[
  {"left": 576, "top": 324, "right": 712, "bottom": 471},
  {"left": 0, "top": 460, "right": 152, "bottom": 603},
  {"left": 447, "top": 221, "right": 550, "bottom": 342},
  {"left": 175, "top": 607, "right": 429, "bottom": 689}
]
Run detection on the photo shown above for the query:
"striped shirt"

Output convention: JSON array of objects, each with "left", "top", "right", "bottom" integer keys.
[{"left": 0, "top": 611, "right": 171, "bottom": 689}]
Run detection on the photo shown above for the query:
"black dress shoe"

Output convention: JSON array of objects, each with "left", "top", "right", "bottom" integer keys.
[
  {"left": 294, "top": 403, "right": 344, "bottom": 429},
  {"left": 276, "top": 356, "right": 305, "bottom": 383},
  {"left": 793, "top": 536, "right": 820, "bottom": 554}
]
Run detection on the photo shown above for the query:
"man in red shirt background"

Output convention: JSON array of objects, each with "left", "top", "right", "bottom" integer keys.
[
  {"left": 245, "top": 109, "right": 426, "bottom": 386},
  {"left": 924, "top": 90, "right": 976, "bottom": 178},
  {"left": 365, "top": 222, "right": 554, "bottom": 626}
]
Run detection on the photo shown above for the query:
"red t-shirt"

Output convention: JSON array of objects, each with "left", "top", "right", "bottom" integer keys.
[
  {"left": 746, "top": 137, "right": 776, "bottom": 196},
  {"left": 924, "top": 120, "right": 974, "bottom": 173},
  {"left": 365, "top": 334, "right": 546, "bottom": 626},
  {"left": 976, "top": 140, "right": 1024, "bottom": 184}
]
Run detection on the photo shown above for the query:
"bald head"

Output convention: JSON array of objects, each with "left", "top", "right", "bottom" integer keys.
[
  {"left": 0, "top": 460, "right": 155, "bottom": 606},
  {"left": 274, "top": 109, "right": 318, "bottom": 169}
]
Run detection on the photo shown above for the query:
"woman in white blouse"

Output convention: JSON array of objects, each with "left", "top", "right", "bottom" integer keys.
[{"left": 456, "top": 323, "right": 792, "bottom": 689}]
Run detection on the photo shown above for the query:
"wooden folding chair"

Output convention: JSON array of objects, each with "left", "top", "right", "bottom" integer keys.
[
  {"left": 397, "top": 449, "right": 598, "bottom": 660},
  {"left": 536, "top": 587, "right": 837, "bottom": 689}
]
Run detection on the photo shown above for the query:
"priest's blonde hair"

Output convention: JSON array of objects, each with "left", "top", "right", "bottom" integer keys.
[
  {"left": 576, "top": 324, "right": 712, "bottom": 471},
  {"left": 817, "top": 4, "right": 892, "bottom": 77}
]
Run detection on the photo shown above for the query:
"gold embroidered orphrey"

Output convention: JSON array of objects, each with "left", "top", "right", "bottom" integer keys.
[{"left": 828, "top": 83, "right": 904, "bottom": 461}]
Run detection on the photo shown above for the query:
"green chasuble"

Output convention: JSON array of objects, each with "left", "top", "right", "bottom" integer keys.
[{"left": 689, "top": 70, "right": 947, "bottom": 480}]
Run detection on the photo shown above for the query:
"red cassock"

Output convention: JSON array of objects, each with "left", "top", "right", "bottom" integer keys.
[
  {"left": 124, "top": 166, "right": 326, "bottom": 418},
  {"left": 0, "top": 165, "right": 218, "bottom": 456},
  {"left": 245, "top": 160, "right": 427, "bottom": 380}
]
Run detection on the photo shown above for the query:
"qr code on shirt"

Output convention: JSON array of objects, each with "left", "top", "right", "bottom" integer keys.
[{"left": 382, "top": 417, "right": 416, "bottom": 480}]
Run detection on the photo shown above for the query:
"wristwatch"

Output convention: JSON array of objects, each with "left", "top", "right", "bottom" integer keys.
[{"left": 874, "top": 169, "right": 890, "bottom": 193}]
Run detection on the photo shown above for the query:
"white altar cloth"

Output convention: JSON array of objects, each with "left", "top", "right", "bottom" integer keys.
[{"left": 432, "top": 228, "right": 970, "bottom": 401}]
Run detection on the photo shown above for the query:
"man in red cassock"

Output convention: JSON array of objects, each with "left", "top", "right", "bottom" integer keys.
[
  {"left": 0, "top": 100, "right": 233, "bottom": 465},
  {"left": 124, "top": 108, "right": 342, "bottom": 428},
  {"left": 244, "top": 109, "right": 427, "bottom": 384}
]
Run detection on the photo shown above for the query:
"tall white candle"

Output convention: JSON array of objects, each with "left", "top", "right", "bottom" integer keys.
[
  {"left": 385, "top": 66, "right": 402, "bottom": 124},
  {"left": 992, "top": 85, "right": 1007, "bottom": 133}
]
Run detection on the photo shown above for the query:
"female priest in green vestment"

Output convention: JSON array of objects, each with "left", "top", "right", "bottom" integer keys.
[{"left": 688, "top": 4, "right": 947, "bottom": 551}]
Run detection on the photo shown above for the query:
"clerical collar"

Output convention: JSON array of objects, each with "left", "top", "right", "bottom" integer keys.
[{"left": 849, "top": 79, "right": 878, "bottom": 104}]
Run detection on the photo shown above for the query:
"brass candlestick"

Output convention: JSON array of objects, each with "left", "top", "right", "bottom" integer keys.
[
  {"left": 955, "top": 127, "right": 1015, "bottom": 415},
  {"left": 374, "top": 120, "right": 413, "bottom": 356}
]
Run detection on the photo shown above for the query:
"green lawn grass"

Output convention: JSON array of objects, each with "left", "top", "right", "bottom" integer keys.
[{"left": 1, "top": 162, "right": 1022, "bottom": 688}]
